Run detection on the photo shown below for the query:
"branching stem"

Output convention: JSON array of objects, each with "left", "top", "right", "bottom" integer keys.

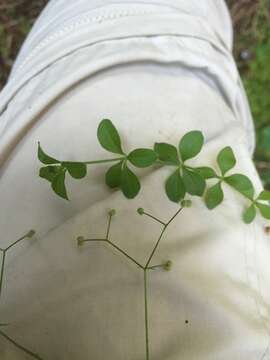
[
  {"left": 78, "top": 207, "right": 183, "bottom": 360},
  {"left": 0, "top": 329, "right": 44, "bottom": 360},
  {"left": 145, "top": 207, "right": 183, "bottom": 268}
]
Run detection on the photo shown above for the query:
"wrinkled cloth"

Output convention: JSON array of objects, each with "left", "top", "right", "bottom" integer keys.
[{"left": 1, "top": 1, "right": 270, "bottom": 359}]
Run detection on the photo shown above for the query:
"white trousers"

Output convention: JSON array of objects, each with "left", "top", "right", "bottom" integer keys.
[{"left": 1, "top": 1, "right": 270, "bottom": 359}]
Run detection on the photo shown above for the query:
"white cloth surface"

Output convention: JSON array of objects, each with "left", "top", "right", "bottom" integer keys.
[{"left": 1, "top": 1, "right": 270, "bottom": 359}]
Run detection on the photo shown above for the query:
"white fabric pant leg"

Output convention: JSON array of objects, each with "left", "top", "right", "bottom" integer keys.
[{"left": 1, "top": 1, "right": 270, "bottom": 360}]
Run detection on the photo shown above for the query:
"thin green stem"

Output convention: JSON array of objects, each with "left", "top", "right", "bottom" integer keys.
[
  {"left": 144, "top": 207, "right": 183, "bottom": 268},
  {"left": 5, "top": 232, "right": 32, "bottom": 251},
  {"left": 142, "top": 212, "right": 166, "bottom": 226},
  {"left": 0, "top": 329, "right": 44, "bottom": 360},
  {"left": 0, "top": 250, "right": 6, "bottom": 298},
  {"left": 106, "top": 240, "right": 144, "bottom": 269},
  {"left": 166, "top": 207, "right": 183, "bottom": 227},
  {"left": 81, "top": 239, "right": 107, "bottom": 243},
  {"left": 147, "top": 263, "right": 164, "bottom": 270},
  {"left": 82, "top": 238, "right": 144, "bottom": 269},
  {"left": 145, "top": 227, "right": 166, "bottom": 269},
  {"left": 144, "top": 269, "right": 150, "bottom": 360},
  {"left": 84, "top": 157, "right": 124, "bottom": 165},
  {"left": 106, "top": 214, "right": 113, "bottom": 240}
]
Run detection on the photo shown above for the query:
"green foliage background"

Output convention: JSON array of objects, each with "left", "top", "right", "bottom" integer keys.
[{"left": 0, "top": 0, "right": 269, "bottom": 187}]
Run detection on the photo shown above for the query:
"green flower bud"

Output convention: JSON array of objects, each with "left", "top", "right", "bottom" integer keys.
[
  {"left": 137, "top": 207, "right": 144, "bottom": 215},
  {"left": 77, "top": 236, "right": 85, "bottom": 246},
  {"left": 163, "top": 260, "right": 172, "bottom": 271},
  {"left": 27, "top": 230, "right": 36, "bottom": 238},
  {"left": 108, "top": 209, "right": 116, "bottom": 216}
]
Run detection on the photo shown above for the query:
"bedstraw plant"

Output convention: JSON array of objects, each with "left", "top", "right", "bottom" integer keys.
[{"left": 35, "top": 118, "right": 270, "bottom": 360}]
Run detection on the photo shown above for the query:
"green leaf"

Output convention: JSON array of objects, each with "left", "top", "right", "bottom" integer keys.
[
  {"left": 97, "top": 119, "right": 124, "bottom": 154},
  {"left": 194, "top": 167, "right": 217, "bottom": 179},
  {"left": 178, "top": 130, "right": 204, "bottom": 161},
  {"left": 256, "top": 203, "right": 270, "bottom": 219},
  {"left": 205, "top": 182, "right": 224, "bottom": 209},
  {"left": 217, "top": 146, "right": 236, "bottom": 175},
  {"left": 51, "top": 170, "right": 69, "bottom": 200},
  {"left": 39, "top": 165, "right": 62, "bottom": 183},
  {"left": 121, "top": 164, "right": 140, "bottom": 198},
  {"left": 243, "top": 205, "right": 256, "bottom": 224},
  {"left": 165, "top": 170, "right": 185, "bottom": 202},
  {"left": 257, "top": 190, "right": 270, "bottom": 201},
  {"left": 63, "top": 162, "right": 87, "bottom": 179},
  {"left": 154, "top": 143, "right": 179, "bottom": 165},
  {"left": 128, "top": 148, "right": 157, "bottom": 168},
  {"left": 182, "top": 168, "right": 206, "bottom": 196},
  {"left": 105, "top": 161, "right": 123, "bottom": 188},
  {"left": 38, "top": 142, "right": 60, "bottom": 165},
  {"left": 225, "top": 174, "right": 255, "bottom": 200}
]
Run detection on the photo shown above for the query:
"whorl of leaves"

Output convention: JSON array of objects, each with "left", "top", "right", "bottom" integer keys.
[{"left": 37, "top": 119, "right": 270, "bottom": 224}]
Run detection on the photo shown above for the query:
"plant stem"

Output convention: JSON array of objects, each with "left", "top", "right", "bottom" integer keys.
[
  {"left": 142, "top": 212, "right": 166, "bottom": 226},
  {"left": 79, "top": 207, "right": 183, "bottom": 360},
  {"left": 145, "top": 227, "right": 166, "bottom": 269},
  {"left": 106, "top": 214, "right": 113, "bottom": 240},
  {"left": 0, "top": 329, "right": 44, "bottom": 360},
  {"left": 107, "top": 240, "right": 144, "bottom": 269},
  {"left": 82, "top": 239, "right": 144, "bottom": 269},
  {"left": 166, "top": 207, "right": 183, "bottom": 227},
  {"left": 84, "top": 157, "right": 124, "bottom": 165},
  {"left": 144, "top": 269, "right": 150, "bottom": 360},
  {"left": 147, "top": 264, "right": 164, "bottom": 270},
  {"left": 0, "top": 250, "right": 6, "bottom": 298},
  {"left": 6, "top": 236, "right": 27, "bottom": 251},
  {"left": 145, "top": 207, "right": 183, "bottom": 268}
]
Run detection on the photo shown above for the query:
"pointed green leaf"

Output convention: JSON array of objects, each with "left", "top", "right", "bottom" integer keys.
[
  {"left": 256, "top": 203, "right": 270, "bottom": 219},
  {"left": 105, "top": 161, "right": 123, "bottom": 188},
  {"left": 257, "top": 190, "right": 270, "bottom": 201},
  {"left": 121, "top": 164, "right": 140, "bottom": 198},
  {"left": 194, "top": 166, "right": 217, "bottom": 179},
  {"left": 217, "top": 146, "right": 236, "bottom": 175},
  {"left": 97, "top": 119, "right": 124, "bottom": 154},
  {"left": 178, "top": 130, "right": 204, "bottom": 161},
  {"left": 39, "top": 165, "right": 62, "bottom": 183},
  {"left": 182, "top": 168, "right": 206, "bottom": 196},
  {"left": 38, "top": 142, "right": 60, "bottom": 165},
  {"left": 205, "top": 182, "right": 224, "bottom": 209},
  {"left": 243, "top": 205, "right": 256, "bottom": 224},
  {"left": 62, "top": 162, "right": 87, "bottom": 179},
  {"left": 225, "top": 174, "right": 255, "bottom": 200},
  {"left": 165, "top": 170, "right": 186, "bottom": 202},
  {"left": 51, "top": 170, "right": 69, "bottom": 200},
  {"left": 128, "top": 148, "right": 157, "bottom": 168},
  {"left": 154, "top": 143, "right": 179, "bottom": 165}
]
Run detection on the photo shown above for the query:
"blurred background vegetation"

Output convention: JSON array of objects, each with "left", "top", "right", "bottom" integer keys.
[{"left": 0, "top": 0, "right": 269, "bottom": 187}]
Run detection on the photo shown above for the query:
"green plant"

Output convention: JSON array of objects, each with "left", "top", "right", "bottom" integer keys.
[
  {"left": 244, "top": 43, "right": 270, "bottom": 189},
  {"left": 38, "top": 119, "right": 270, "bottom": 224},
  {"left": 35, "top": 118, "right": 270, "bottom": 359},
  {"left": 77, "top": 206, "right": 185, "bottom": 360}
]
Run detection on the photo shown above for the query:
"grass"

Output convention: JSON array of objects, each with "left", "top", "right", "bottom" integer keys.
[
  {"left": 0, "top": 0, "right": 48, "bottom": 87},
  {"left": 228, "top": 0, "right": 270, "bottom": 188},
  {"left": 0, "top": 0, "right": 269, "bottom": 187}
]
